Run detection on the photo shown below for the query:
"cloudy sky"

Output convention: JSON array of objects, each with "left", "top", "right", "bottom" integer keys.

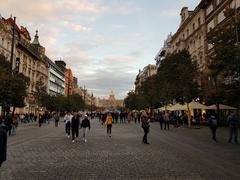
[{"left": 1, "top": 0, "right": 200, "bottom": 99}]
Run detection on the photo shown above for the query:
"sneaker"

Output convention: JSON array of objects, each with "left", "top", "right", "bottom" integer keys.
[
  {"left": 72, "top": 140, "right": 75, "bottom": 143},
  {"left": 68, "top": 135, "right": 70, "bottom": 138},
  {"left": 84, "top": 139, "right": 87, "bottom": 143}
]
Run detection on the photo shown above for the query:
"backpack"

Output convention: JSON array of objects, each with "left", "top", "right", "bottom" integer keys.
[{"left": 210, "top": 117, "right": 217, "bottom": 126}]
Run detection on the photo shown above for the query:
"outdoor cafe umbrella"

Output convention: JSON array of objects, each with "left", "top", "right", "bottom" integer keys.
[
  {"left": 180, "top": 101, "right": 210, "bottom": 110},
  {"left": 159, "top": 105, "right": 172, "bottom": 111},
  {"left": 208, "top": 104, "right": 237, "bottom": 110},
  {"left": 168, "top": 103, "right": 187, "bottom": 111}
]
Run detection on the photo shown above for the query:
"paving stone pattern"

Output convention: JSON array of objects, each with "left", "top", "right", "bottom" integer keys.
[{"left": 0, "top": 119, "right": 240, "bottom": 180}]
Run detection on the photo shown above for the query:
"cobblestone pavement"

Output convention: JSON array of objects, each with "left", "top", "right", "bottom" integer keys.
[{"left": 0, "top": 119, "right": 240, "bottom": 180}]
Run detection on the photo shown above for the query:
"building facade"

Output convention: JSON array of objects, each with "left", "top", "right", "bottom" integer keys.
[
  {"left": 0, "top": 16, "right": 49, "bottom": 114},
  {"left": 155, "top": 33, "right": 172, "bottom": 68},
  {"left": 169, "top": 2, "right": 207, "bottom": 71},
  {"left": 135, "top": 64, "right": 157, "bottom": 91},
  {"left": 64, "top": 68, "right": 74, "bottom": 96},
  {"left": 98, "top": 91, "right": 124, "bottom": 109},
  {"left": 47, "top": 58, "right": 65, "bottom": 96}
]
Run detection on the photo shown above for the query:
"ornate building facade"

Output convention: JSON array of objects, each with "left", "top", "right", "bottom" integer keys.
[
  {"left": 0, "top": 16, "right": 49, "bottom": 114},
  {"left": 135, "top": 64, "right": 157, "bottom": 92},
  {"left": 97, "top": 91, "right": 124, "bottom": 109}
]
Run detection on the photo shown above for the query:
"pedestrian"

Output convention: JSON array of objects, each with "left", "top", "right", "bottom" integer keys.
[
  {"left": 164, "top": 111, "right": 170, "bottom": 130},
  {"left": 207, "top": 113, "right": 218, "bottom": 142},
  {"left": 105, "top": 113, "right": 113, "bottom": 137},
  {"left": 81, "top": 115, "right": 91, "bottom": 142},
  {"left": 227, "top": 112, "right": 239, "bottom": 144},
  {"left": 159, "top": 111, "right": 164, "bottom": 130},
  {"left": 12, "top": 114, "right": 19, "bottom": 135},
  {"left": 142, "top": 116, "right": 150, "bottom": 144},
  {"left": 4, "top": 113, "right": 12, "bottom": 136},
  {"left": 71, "top": 112, "right": 80, "bottom": 143},
  {"left": 0, "top": 117, "right": 7, "bottom": 167},
  {"left": 54, "top": 112, "right": 60, "bottom": 127},
  {"left": 64, "top": 112, "right": 72, "bottom": 138}
]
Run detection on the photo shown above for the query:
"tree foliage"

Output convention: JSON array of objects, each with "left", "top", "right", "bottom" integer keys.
[
  {"left": 124, "top": 50, "right": 200, "bottom": 109},
  {"left": 0, "top": 55, "right": 29, "bottom": 115},
  {"left": 41, "top": 94, "right": 85, "bottom": 112},
  {"left": 206, "top": 8, "right": 240, "bottom": 106}
]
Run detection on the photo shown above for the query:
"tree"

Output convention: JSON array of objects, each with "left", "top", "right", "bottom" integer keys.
[
  {"left": 206, "top": 8, "right": 240, "bottom": 107},
  {"left": 157, "top": 50, "right": 200, "bottom": 104},
  {"left": 0, "top": 55, "right": 29, "bottom": 116}
]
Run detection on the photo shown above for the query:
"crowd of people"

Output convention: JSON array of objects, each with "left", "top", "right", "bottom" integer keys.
[{"left": 0, "top": 108, "right": 239, "bottom": 168}]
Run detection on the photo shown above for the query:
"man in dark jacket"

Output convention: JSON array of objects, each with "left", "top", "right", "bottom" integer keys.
[
  {"left": 0, "top": 117, "right": 7, "bottom": 167},
  {"left": 81, "top": 115, "right": 91, "bottom": 142},
  {"left": 142, "top": 116, "right": 150, "bottom": 144},
  {"left": 208, "top": 113, "right": 218, "bottom": 142},
  {"left": 71, "top": 112, "right": 80, "bottom": 143},
  {"left": 227, "top": 112, "right": 239, "bottom": 144}
]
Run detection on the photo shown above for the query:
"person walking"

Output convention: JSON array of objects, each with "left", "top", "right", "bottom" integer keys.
[
  {"left": 227, "top": 112, "right": 239, "bottom": 144},
  {"left": 0, "top": 117, "right": 7, "bottom": 167},
  {"left": 54, "top": 112, "right": 60, "bottom": 127},
  {"left": 207, "top": 113, "right": 218, "bottom": 142},
  {"left": 12, "top": 114, "right": 19, "bottom": 135},
  {"left": 71, "top": 112, "right": 80, "bottom": 143},
  {"left": 64, "top": 112, "right": 72, "bottom": 138},
  {"left": 81, "top": 115, "right": 91, "bottom": 142},
  {"left": 164, "top": 111, "right": 170, "bottom": 130},
  {"left": 4, "top": 113, "right": 12, "bottom": 136},
  {"left": 142, "top": 116, "right": 150, "bottom": 144},
  {"left": 158, "top": 111, "right": 164, "bottom": 130},
  {"left": 105, "top": 113, "right": 113, "bottom": 137}
]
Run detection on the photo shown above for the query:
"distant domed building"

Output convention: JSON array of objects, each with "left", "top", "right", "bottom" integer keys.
[{"left": 98, "top": 91, "right": 123, "bottom": 110}]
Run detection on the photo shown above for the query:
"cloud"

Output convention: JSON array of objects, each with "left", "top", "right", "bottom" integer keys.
[
  {"left": 62, "top": 21, "right": 92, "bottom": 32},
  {"left": 159, "top": 10, "right": 179, "bottom": 18}
]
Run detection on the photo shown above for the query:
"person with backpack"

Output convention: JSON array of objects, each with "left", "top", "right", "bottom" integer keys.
[
  {"left": 64, "top": 112, "right": 72, "bottom": 138},
  {"left": 81, "top": 115, "right": 91, "bottom": 142},
  {"left": 207, "top": 113, "right": 218, "bottom": 142},
  {"left": 71, "top": 112, "right": 80, "bottom": 143},
  {"left": 105, "top": 113, "right": 113, "bottom": 137},
  {"left": 227, "top": 112, "right": 239, "bottom": 144},
  {"left": 0, "top": 117, "right": 7, "bottom": 167},
  {"left": 141, "top": 114, "right": 150, "bottom": 144}
]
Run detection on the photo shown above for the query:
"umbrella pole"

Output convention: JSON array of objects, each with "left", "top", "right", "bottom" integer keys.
[{"left": 187, "top": 103, "right": 191, "bottom": 128}]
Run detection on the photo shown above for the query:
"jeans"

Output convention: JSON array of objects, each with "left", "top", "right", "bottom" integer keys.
[
  {"left": 210, "top": 126, "right": 217, "bottom": 141},
  {"left": 142, "top": 128, "right": 149, "bottom": 143},
  {"left": 228, "top": 127, "right": 238, "bottom": 143},
  {"left": 65, "top": 122, "right": 71, "bottom": 136},
  {"left": 164, "top": 121, "right": 169, "bottom": 130},
  {"left": 107, "top": 124, "right": 112, "bottom": 135},
  {"left": 72, "top": 127, "right": 79, "bottom": 140}
]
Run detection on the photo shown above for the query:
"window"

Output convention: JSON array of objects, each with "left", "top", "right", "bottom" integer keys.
[
  {"left": 207, "top": 20, "right": 214, "bottom": 32},
  {"left": 187, "top": 29, "right": 189, "bottom": 36},
  {"left": 7, "top": 41, "right": 10, "bottom": 50},
  {"left": 217, "top": 10, "right": 225, "bottom": 24},
  {"left": 198, "top": 17, "right": 201, "bottom": 27},
  {"left": 206, "top": 4, "right": 213, "bottom": 16},
  {"left": 193, "top": 23, "right": 195, "bottom": 31},
  {"left": 216, "top": 0, "right": 222, "bottom": 6}
]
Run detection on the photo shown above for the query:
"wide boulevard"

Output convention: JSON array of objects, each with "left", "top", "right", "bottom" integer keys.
[{"left": 0, "top": 119, "right": 240, "bottom": 180}]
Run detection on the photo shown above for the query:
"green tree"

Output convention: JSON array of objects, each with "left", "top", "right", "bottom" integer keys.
[
  {"left": 0, "top": 55, "right": 29, "bottom": 116},
  {"left": 206, "top": 8, "right": 240, "bottom": 107},
  {"left": 157, "top": 50, "right": 200, "bottom": 104}
]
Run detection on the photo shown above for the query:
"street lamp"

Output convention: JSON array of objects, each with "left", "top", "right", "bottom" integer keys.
[{"left": 10, "top": 16, "right": 16, "bottom": 74}]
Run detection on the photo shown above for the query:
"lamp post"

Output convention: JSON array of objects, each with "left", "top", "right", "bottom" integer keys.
[
  {"left": 9, "top": 16, "right": 16, "bottom": 73},
  {"left": 91, "top": 93, "right": 93, "bottom": 115},
  {"left": 83, "top": 85, "right": 86, "bottom": 112}
]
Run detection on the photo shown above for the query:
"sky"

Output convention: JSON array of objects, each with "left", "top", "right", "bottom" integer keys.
[{"left": 1, "top": 0, "right": 200, "bottom": 99}]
